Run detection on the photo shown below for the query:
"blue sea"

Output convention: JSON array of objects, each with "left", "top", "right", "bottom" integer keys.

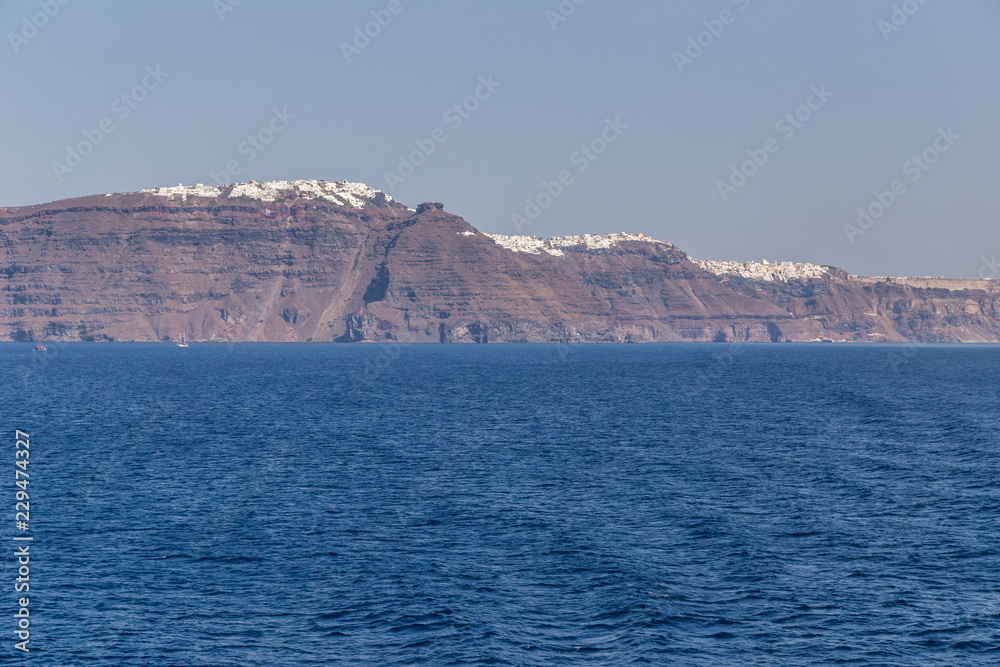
[{"left": 3, "top": 343, "right": 1000, "bottom": 665}]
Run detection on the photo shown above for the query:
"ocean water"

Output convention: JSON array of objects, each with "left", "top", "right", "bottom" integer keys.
[{"left": 2, "top": 343, "right": 1000, "bottom": 665}]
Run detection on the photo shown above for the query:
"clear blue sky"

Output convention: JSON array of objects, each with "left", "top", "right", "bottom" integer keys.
[{"left": 2, "top": 0, "right": 998, "bottom": 278}]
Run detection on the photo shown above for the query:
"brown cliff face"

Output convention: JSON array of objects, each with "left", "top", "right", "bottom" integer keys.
[{"left": 2, "top": 188, "right": 999, "bottom": 343}]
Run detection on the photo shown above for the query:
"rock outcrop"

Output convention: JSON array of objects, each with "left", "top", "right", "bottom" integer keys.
[{"left": 2, "top": 181, "right": 999, "bottom": 343}]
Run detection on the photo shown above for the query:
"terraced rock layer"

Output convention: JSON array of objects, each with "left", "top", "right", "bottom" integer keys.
[{"left": 2, "top": 188, "right": 999, "bottom": 343}]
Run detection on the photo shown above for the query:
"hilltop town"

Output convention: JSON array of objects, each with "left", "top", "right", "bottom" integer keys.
[
  {"left": 694, "top": 259, "right": 830, "bottom": 283},
  {"left": 139, "top": 180, "right": 395, "bottom": 208},
  {"left": 480, "top": 232, "right": 671, "bottom": 256},
  {"left": 477, "top": 234, "right": 829, "bottom": 285}
]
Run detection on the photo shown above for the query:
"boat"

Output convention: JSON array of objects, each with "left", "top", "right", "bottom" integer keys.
[
  {"left": 177, "top": 334, "right": 189, "bottom": 348},
  {"left": 34, "top": 345, "right": 46, "bottom": 350}
]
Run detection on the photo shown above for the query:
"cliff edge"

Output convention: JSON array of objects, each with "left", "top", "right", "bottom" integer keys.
[{"left": 2, "top": 181, "right": 998, "bottom": 343}]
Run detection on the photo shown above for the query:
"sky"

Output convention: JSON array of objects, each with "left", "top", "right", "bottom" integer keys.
[{"left": 1, "top": 0, "right": 998, "bottom": 278}]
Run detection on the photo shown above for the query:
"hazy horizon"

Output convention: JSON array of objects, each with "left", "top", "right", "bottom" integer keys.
[{"left": 2, "top": 0, "right": 998, "bottom": 278}]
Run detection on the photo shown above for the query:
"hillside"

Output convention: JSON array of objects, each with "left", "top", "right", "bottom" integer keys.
[{"left": 2, "top": 181, "right": 999, "bottom": 343}]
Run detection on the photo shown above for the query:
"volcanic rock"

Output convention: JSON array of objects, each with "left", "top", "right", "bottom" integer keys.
[{"left": 2, "top": 181, "right": 999, "bottom": 344}]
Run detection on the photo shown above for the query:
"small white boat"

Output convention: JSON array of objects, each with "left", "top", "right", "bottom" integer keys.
[{"left": 177, "top": 334, "right": 189, "bottom": 348}]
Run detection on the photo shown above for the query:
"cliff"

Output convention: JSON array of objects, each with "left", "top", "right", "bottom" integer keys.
[{"left": 2, "top": 181, "right": 999, "bottom": 343}]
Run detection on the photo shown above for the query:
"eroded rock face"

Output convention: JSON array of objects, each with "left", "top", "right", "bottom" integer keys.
[{"left": 2, "top": 184, "right": 1000, "bottom": 343}]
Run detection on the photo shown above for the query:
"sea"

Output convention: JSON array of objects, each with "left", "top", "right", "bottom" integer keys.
[{"left": 2, "top": 343, "right": 999, "bottom": 665}]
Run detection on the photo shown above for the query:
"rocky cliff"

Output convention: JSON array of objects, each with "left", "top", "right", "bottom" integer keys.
[{"left": 2, "top": 181, "right": 999, "bottom": 343}]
